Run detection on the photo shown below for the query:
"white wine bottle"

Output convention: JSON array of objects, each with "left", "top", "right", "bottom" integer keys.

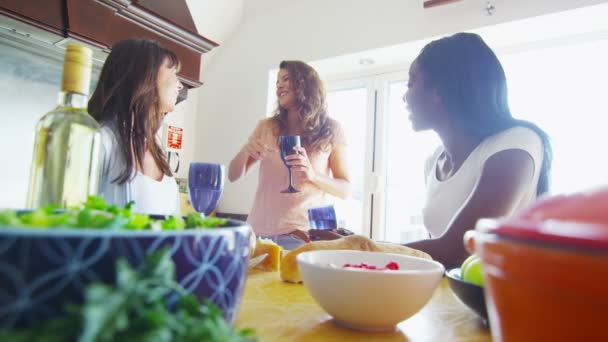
[{"left": 26, "top": 44, "right": 101, "bottom": 209}]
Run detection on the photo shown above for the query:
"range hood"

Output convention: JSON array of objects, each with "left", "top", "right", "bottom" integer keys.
[{"left": 0, "top": 0, "right": 218, "bottom": 89}]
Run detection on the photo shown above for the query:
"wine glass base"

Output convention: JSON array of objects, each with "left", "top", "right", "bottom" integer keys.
[{"left": 281, "top": 187, "right": 301, "bottom": 193}]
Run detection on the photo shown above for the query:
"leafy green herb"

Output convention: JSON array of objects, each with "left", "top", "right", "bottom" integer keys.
[
  {"left": 19, "top": 206, "right": 73, "bottom": 228},
  {"left": 0, "top": 210, "right": 22, "bottom": 227},
  {"left": 161, "top": 215, "right": 186, "bottom": 230},
  {"left": 185, "top": 214, "right": 228, "bottom": 228},
  {"left": 124, "top": 213, "right": 151, "bottom": 230},
  {"left": 0, "top": 250, "right": 256, "bottom": 342},
  {"left": 0, "top": 196, "right": 228, "bottom": 230}
]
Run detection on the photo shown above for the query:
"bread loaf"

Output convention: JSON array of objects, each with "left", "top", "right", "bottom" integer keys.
[{"left": 280, "top": 235, "right": 432, "bottom": 283}]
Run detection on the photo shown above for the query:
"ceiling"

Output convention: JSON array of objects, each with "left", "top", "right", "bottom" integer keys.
[
  {"left": 309, "top": 2, "right": 608, "bottom": 78},
  {"left": 184, "top": 0, "right": 608, "bottom": 76}
]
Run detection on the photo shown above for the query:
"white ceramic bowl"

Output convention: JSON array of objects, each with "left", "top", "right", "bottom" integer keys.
[{"left": 297, "top": 250, "right": 444, "bottom": 332}]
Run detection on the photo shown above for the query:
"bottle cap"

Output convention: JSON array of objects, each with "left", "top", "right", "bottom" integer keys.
[
  {"left": 65, "top": 44, "right": 93, "bottom": 66},
  {"left": 62, "top": 44, "right": 93, "bottom": 95}
]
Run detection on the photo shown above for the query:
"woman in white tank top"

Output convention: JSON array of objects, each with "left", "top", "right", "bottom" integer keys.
[
  {"left": 89, "top": 39, "right": 182, "bottom": 216},
  {"left": 401, "top": 33, "right": 552, "bottom": 268}
]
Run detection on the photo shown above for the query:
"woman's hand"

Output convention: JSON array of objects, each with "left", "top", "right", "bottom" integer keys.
[
  {"left": 229, "top": 137, "right": 275, "bottom": 182},
  {"left": 244, "top": 138, "right": 276, "bottom": 161},
  {"left": 291, "top": 229, "right": 311, "bottom": 243},
  {"left": 286, "top": 146, "right": 317, "bottom": 183}
]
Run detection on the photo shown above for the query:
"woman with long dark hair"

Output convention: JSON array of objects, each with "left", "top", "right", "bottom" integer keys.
[
  {"left": 310, "top": 33, "right": 552, "bottom": 268},
  {"left": 228, "top": 60, "right": 351, "bottom": 249},
  {"left": 89, "top": 38, "right": 183, "bottom": 215},
  {"left": 401, "top": 32, "right": 552, "bottom": 267}
]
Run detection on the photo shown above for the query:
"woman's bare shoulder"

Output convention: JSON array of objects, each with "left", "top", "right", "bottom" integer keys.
[
  {"left": 325, "top": 118, "right": 345, "bottom": 145},
  {"left": 258, "top": 117, "right": 279, "bottom": 131},
  {"left": 326, "top": 117, "right": 342, "bottom": 130},
  {"left": 249, "top": 117, "right": 279, "bottom": 139}
]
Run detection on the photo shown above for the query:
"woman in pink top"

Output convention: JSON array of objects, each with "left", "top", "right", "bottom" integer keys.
[{"left": 228, "top": 60, "right": 351, "bottom": 249}]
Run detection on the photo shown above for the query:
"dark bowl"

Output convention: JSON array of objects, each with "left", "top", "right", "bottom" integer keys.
[
  {"left": 445, "top": 268, "right": 488, "bottom": 322},
  {"left": 0, "top": 219, "right": 251, "bottom": 328}
]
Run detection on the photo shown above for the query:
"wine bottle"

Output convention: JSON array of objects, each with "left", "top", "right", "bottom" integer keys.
[{"left": 26, "top": 44, "right": 101, "bottom": 209}]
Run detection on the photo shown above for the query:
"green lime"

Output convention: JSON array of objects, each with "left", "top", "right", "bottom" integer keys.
[
  {"left": 460, "top": 254, "right": 479, "bottom": 278},
  {"left": 462, "top": 255, "right": 485, "bottom": 286}
]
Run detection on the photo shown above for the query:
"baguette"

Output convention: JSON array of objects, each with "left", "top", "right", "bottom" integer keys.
[{"left": 280, "top": 235, "right": 432, "bottom": 283}]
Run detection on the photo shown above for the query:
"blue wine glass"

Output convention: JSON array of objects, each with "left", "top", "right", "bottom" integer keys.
[
  {"left": 308, "top": 205, "right": 337, "bottom": 230},
  {"left": 279, "top": 135, "right": 301, "bottom": 193},
  {"left": 188, "top": 162, "right": 225, "bottom": 215}
]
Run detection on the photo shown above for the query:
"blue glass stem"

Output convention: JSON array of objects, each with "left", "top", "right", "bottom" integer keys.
[{"left": 282, "top": 166, "right": 300, "bottom": 193}]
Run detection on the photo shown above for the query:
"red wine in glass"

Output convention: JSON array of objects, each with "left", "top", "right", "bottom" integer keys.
[{"left": 279, "top": 135, "right": 301, "bottom": 193}]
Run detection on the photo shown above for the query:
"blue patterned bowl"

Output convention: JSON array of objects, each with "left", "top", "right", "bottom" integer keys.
[{"left": 0, "top": 219, "right": 251, "bottom": 328}]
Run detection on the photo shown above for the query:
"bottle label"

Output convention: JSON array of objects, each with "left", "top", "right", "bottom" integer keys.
[
  {"left": 63, "top": 123, "right": 98, "bottom": 205},
  {"left": 34, "top": 127, "right": 49, "bottom": 167}
]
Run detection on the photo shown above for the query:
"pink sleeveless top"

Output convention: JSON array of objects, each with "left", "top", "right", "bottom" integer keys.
[{"left": 246, "top": 118, "right": 346, "bottom": 236}]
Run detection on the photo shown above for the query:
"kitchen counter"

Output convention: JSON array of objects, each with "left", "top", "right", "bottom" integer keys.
[{"left": 235, "top": 270, "right": 491, "bottom": 341}]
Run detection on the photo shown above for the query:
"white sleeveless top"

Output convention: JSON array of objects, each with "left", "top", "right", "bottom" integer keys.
[
  {"left": 422, "top": 127, "right": 543, "bottom": 238},
  {"left": 98, "top": 124, "right": 179, "bottom": 216},
  {"left": 128, "top": 172, "right": 179, "bottom": 215}
]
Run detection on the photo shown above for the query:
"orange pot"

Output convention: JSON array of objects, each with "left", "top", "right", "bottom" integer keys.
[{"left": 474, "top": 219, "right": 608, "bottom": 342}]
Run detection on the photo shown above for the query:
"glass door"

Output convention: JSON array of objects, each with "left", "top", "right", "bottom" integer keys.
[
  {"left": 379, "top": 74, "right": 440, "bottom": 243},
  {"left": 324, "top": 71, "right": 440, "bottom": 242},
  {"left": 325, "top": 72, "right": 441, "bottom": 242},
  {"left": 326, "top": 80, "right": 375, "bottom": 236}
]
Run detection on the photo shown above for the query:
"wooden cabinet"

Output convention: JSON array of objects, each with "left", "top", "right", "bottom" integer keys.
[
  {"left": 0, "top": 0, "right": 217, "bottom": 88},
  {"left": 0, "top": 0, "right": 64, "bottom": 34}
]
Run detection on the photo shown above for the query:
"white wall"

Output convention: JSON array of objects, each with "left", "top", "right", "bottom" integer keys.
[
  {"left": 166, "top": 0, "right": 245, "bottom": 175},
  {"left": 194, "top": 0, "right": 608, "bottom": 214},
  {"left": 161, "top": 94, "right": 198, "bottom": 179}
]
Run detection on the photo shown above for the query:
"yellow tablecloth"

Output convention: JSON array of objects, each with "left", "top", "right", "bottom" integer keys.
[{"left": 235, "top": 270, "right": 491, "bottom": 341}]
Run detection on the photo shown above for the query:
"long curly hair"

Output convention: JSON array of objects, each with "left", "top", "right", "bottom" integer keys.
[
  {"left": 271, "top": 60, "right": 334, "bottom": 152},
  {"left": 416, "top": 33, "right": 552, "bottom": 195},
  {"left": 88, "top": 38, "right": 177, "bottom": 184}
]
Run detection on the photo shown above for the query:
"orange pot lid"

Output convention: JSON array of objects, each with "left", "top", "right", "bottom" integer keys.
[{"left": 489, "top": 219, "right": 608, "bottom": 252}]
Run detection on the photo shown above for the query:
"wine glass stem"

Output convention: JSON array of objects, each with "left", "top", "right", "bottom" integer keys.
[{"left": 288, "top": 167, "right": 294, "bottom": 189}]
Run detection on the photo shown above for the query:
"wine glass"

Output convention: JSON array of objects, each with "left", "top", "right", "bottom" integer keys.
[
  {"left": 188, "top": 162, "right": 225, "bottom": 215},
  {"left": 308, "top": 205, "right": 337, "bottom": 230},
  {"left": 279, "top": 135, "right": 301, "bottom": 193}
]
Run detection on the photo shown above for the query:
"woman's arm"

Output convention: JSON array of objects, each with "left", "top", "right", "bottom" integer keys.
[
  {"left": 290, "top": 144, "right": 351, "bottom": 199},
  {"left": 228, "top": 121, "right": 276, "bottom": 182},
  {"left": 406, "top": 148, "right": 535, "bottom": 269},
  {"left": 315, "top": 144, "right": 351, "bottom": 199},
  {"left": 227, "top": 145, "right": 257, "bottom": 182}
]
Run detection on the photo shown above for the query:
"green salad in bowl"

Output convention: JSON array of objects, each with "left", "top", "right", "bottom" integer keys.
[
  {"left": 0, "top": 197, "right": 253, "bottom": 330},
  {"left": 0, "top": 196, "right": 227, "bottom": 231}
]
